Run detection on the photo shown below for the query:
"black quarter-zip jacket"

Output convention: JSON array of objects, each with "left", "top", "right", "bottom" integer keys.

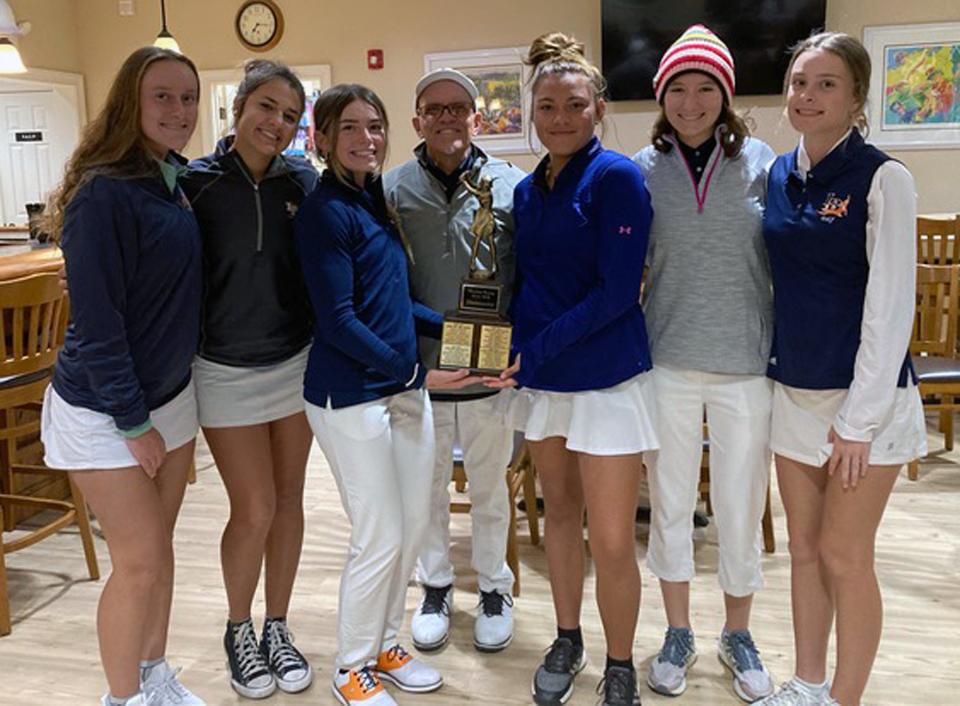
[{"left": 182, "top": 137, "right": 320, "bottom": 366}]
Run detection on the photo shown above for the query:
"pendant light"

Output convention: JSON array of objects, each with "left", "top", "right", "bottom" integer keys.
[
  {"left": 0, "top": 0, "right": 28, "bottom": 74},
  {"left": 153, "top": 0, "right": 180, "bottom": 53}
]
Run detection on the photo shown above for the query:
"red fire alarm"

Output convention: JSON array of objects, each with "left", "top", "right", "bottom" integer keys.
[{"left": 367, "top": 49, "right": 384, "bottom": 70}]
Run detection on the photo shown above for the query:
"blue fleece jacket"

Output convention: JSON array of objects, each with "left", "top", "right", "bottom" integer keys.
[
  {"left": 510, "top": 137, "right": 654, "bottom": 391},
  {"left": 295, "top": 171, "right": 442, "bottom": 409},
  {"left": 52, "top": 165, "right": 202, "bottom": 431}
]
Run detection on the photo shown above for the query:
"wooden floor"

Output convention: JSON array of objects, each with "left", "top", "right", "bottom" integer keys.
[{"left": 2, "top": 424, "right": 959, "bottom": 705}]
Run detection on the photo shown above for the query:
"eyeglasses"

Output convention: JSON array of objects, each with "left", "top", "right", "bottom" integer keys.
[{"left": 417, "top": 102, "right": 474, "bottom": 119}]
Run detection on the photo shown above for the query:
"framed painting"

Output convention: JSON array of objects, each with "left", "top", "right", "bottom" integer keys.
[
  {"left": 423, "top": 47, "right": 539, "bottom": 155},
  {"left": 863, "top": 22, "right": 960, "bottom": 149}
]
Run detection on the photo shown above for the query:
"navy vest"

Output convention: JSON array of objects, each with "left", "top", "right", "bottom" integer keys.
[{"left": 764, "top": 130, "right": 913, "bottom": 390}]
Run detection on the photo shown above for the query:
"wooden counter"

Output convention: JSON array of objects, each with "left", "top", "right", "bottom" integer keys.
[{"left": 0, "top": 244, "right": 63, "bottom": 281}]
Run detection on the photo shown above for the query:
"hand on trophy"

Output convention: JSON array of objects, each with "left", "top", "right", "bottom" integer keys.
[
  {"left": 426, "top": 368, "right": 485, "bottom": 390},
  {"left": 483, "top": 353, "right": 520, "bottom": 389}
]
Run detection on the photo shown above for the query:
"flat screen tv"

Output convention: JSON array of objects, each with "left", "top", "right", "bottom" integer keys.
[{"left": 602, "top": 0, "right": 827, "bottom": 101}]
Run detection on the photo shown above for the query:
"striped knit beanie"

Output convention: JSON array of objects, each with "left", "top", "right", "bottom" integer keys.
[{"left": 653, "top": 24, "right": 735, "bottom": 104}]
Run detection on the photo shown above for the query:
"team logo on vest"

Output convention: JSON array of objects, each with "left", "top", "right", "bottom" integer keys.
[
  {"left": 285, "top": 201, "right": 299, "bottom": 218},
  {"left": 817, "top": 192, "right": 850, "bottom": 222}
]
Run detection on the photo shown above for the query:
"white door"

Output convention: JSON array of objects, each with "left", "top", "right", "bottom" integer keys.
[{"left": 0, "top": 89, "right": 79, "bottom": 225}]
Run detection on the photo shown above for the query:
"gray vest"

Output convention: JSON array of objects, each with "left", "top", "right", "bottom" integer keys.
[
  {"left": 633, "top": 137, "right": 775, "bottom": 375},
  {"left": 385, "top": 147, "right": 525, "bottom": 385}
]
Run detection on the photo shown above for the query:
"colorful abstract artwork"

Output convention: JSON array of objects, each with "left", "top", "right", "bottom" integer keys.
[
  {"left": 882, "top": 43, "right": 960, "bottom": 128},
  {"left": 864, "top": 22, "right": 960, "bottom": 148},
  {"left": 462, "top": 67, "right": 524, "bottom": 136}
]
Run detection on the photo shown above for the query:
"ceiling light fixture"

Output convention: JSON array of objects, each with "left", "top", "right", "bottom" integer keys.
[{"left": 153, "top": 0, "right": 180, "bottom": 53}]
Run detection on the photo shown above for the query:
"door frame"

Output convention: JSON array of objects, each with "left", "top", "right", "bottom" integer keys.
[{"left": 0, "top": 68, "right": 87, "bottom": 126}]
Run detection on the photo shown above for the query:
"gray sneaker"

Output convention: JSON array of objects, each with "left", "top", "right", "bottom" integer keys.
[
  {"left": 646, "top": 627, "right": 697, "bottom": 696},
  {"left": 754, "top": 677, "right": 830, "bottom": 705},
  {"left": 531, "top": 637, "right": 586, "bottom": 705},
  {"left": 718, "top": 629, "right": 774, "bottom": 702}
]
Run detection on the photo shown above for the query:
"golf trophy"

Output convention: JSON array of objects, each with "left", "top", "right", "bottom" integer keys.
[{"left": 437, "top": 172, "right": 512, "bottom": 374}]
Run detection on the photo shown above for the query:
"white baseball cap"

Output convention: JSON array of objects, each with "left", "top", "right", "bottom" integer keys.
[{"left": 414, "top": 68, "right": 479, "bottom": 107}]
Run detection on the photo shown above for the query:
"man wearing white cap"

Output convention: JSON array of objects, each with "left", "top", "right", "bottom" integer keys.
[{"left": 385, "top": 68, "right": 525, "bottom": 653}]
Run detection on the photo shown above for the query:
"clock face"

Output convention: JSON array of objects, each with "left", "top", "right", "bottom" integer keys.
[{"left": 237, "top": 1, "right": 282, "bottom": 50}]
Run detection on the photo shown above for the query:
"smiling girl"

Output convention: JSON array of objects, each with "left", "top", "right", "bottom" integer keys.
[
  {"left": 493, "top": 32, "right": 655, "bottom": 706},
  {"left": 180, "top": 59, "right": 319, "bottom": 700},
  {"left": 633, "top": 25, "right": 776, "bottom": 702},
  {"left": 294, "top": 84, "right": 477, "bottom": 706},
  {"left": 758, "top": 33, "right": 925, "bottom": 706},
  {"left": 41, "top": 46, "right": 203, "bottom": 706}
]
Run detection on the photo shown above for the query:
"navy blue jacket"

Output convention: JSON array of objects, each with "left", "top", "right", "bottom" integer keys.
[
  {"left": 295, "top": 171, "right": 442, "bottom": 409},
  {"left": 510, "top": 137, "right": 654, "bottom": 391},
  {"left": 182, "top": 137, "right": 319, "bottom": 366},
  {"left": 764, "top": 130, "right": 912, "bottom": 389},
  {"left": 53, "top": 167, "right": 202, "bottom": 431}
]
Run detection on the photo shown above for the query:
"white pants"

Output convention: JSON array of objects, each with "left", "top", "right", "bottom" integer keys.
[
  {"left": 644, "top": 366, "right": 772, "bottom": 597},
  {"left": 305, "top": 389, "right": 435, "bottom": 669},
  {"left": 416, "top": 394, "right": 515, "bottom": 594}
]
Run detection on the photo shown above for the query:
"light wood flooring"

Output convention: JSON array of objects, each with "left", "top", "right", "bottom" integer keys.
[{"left": 1, "top": 426, "right": 959, "bottom": 705}]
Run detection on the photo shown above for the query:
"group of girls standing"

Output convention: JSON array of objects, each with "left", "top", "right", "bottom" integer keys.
[{"left": 39, "top": 19, "right": 921, "bottom": 706}]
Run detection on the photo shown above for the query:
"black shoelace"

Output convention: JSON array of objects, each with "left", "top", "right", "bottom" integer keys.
[
  {"left": 597, "top": 666, "right": 637, "bottom": 705},
  {"left": 544, "top": 638, "right": 579, "bottom": 673},
  {"left": 420, "top": 585, "right": 451, "bottom": 615},
  {"left": 478, "top": 589, "right": 513, "bottom": 617}
]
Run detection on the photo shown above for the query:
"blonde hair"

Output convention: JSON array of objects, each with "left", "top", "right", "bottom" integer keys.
[
  {"left": 785, "top": 31, "right": 871, "bottom": 133},
  {"left": 524, "top": 32, "right": 606, "bottom": 101},
  {"left": 43, "top": 46, "right": 198, "bottom": 241}
]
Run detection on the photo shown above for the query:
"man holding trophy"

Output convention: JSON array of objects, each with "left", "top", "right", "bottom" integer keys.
[{"left": 385, "top": 68, "right": 525, "bottom": 653}]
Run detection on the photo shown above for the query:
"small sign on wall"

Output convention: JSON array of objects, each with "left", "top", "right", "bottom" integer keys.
[{"left": 15, "top": 131, "right": 43, "bottom": 143}]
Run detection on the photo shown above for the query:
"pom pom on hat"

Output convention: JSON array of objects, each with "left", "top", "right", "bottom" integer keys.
[{"left": 653, "top": 24, "right": 735, "bottom": 104}]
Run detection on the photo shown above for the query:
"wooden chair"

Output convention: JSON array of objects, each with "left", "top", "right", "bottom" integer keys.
[
  {"left": 916, "top": 215, "right": 959, "bottom": 266},
  {"left": 450, "top": 438, "right": 539, "bottom": 597},
  {"left": 699, "top": 422, "right": 776, "bottom": 553},
  {"left": 908, "top": 264, "right": 960, "bottom": 480},
  {"left": 0, "top": 273, "right": 99, "bottom": 636}
]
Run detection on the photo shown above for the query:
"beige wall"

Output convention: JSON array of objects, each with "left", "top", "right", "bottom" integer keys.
[{"left": 14, "top": 0, "right": 960, "bottom": 211}]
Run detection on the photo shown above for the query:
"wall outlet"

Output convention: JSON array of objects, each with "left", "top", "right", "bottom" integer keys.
[{"left": 118, "top": 0, "right": 134, "bottom": 16}]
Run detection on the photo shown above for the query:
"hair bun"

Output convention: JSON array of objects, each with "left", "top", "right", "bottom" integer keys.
[{"left": 525, "top": 32, "right": 586, "bottom": 68}]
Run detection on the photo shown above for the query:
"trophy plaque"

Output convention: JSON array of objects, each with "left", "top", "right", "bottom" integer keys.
[{"left": 438, "top": 172, "right": 513, "bottom": 374}]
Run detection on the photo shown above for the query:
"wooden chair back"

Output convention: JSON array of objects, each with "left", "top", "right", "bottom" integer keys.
[
  {"left": 912, "top": 264, "right": 960, "bottom": 357},
  {"left": 0, "top": 274, "right": 68, "bottom": 378},
  {"left": 917, "top": 216, "right": 959, "bottom": 265}
]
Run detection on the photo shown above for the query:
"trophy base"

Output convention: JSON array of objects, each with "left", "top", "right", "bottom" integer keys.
[{"left": 438, "top": 312, "right": 512, "bottom": 375}]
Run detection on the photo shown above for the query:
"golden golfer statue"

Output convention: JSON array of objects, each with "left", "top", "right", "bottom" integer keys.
[
  {"left": 437, "top": 171, "right": 512, "bottom": 373},
  {"left": 460, "top": 172, "right": 497, "bottom": 280}
]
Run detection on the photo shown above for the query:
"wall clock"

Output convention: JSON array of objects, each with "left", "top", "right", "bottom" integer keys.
[{"left": 235, "top": 0, "right": 284, "bottom": 52}]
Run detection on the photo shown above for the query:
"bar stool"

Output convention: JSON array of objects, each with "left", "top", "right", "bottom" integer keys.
[{"left": 0, "top": 273, "right": 99, "bottom": 636}]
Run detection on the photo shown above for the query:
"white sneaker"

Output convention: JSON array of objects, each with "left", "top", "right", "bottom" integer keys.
[
  {"left": 374, "top": 644, "right": 443, "bottom": 693},
  {"left": 100, "top": 692, "right": 162, "bottom": 706},
  {"left": 647, "top": 627, "right": 697, "bottom": 696},
  {"left": 141, "top": 660, "right": 206, "bottom": 705},
  {"left": 718, "top": 629, "right": 774, "bottom": 702},
  {"left": 755, "top": 677, "right": 830, "bottom": 705},
  {"left": 410, "top": 584, "right": 452, "bottom": 651},
  {"left": 332, "top": 667, "right": 396, "bottom": 705},
  {"left": 474, "top": 589, "right": 514, "bottom": 652}
]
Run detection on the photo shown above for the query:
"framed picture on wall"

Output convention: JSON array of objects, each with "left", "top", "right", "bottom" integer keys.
[
  {"left": 863, "top": 22, "right": 960, "bottom": 149},
  {"left": 424, "top": 47, "right": 539, "bottom": 155}
]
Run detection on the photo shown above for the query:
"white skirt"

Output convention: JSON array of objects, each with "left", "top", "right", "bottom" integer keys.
[
  {"left": 194, "top": 347, "right": 308, "bottom": 428},
  {"left": 770, "top": 382, "right": 927, "bottom": 467},
  {"left": 504, "top": 371, "right": 659, "bottom": 456},
  {"left": 41, "top": 381, "right": 198, "bottom": 470}
]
